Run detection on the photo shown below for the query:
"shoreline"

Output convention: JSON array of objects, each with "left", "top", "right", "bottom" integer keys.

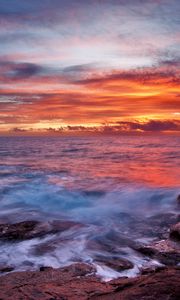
[
  {"left": 0, "top": 264, "right": 179, "bottom": 299},
  {"left": 0, "top": 210, "right": 179, "bottom": 299}
]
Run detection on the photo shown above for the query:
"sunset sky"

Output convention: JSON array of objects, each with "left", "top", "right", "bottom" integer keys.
[{"left": 0, "top": 0, "right": 179, "bottom": 134}]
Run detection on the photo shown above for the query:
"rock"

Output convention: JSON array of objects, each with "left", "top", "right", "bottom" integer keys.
[
  {"left": 177, "top": 194, "right": 180, "bottom": 206},
  {"left": 0, "top": 265, "right": 110, "bottom": 300},
  {"left": 0, "top": 219, "right": 82, "bottom": 241},
  {"left": 92, "top": 267, "right": 180, "bottom": 300},
  {"left": 88, "top": 231, "right": 137, "bottom": 254},
  {"left": 31, "top": 240, "right": 56, "bottom": 255},
  {"left": 39, "top": 266, "right": 54, "bottom": 272},
  {"left": 170, "top": 222, "right": 180, "bottom": 241},
  {"left": 140, "top": 265, "right": 166, "bottom": 275},
  {"left": 39, "top": 263, "right": 96, "bottom": 277},
  {"left": 116, "top": 212, "right": 179, "bottom": 240},
  {"left": 61, "top": 263, "right": 96, "bottom": 277},
  {"left": 0, "top": 265, "right": 14, "bottom": 273},
  {"left": 0, "top": 220, "right": 39, "bottom": 240},
  {"left": 136, "top": 239, "right": 180, "bottom": 266},
  {"left": 140, "top": 213, "right": 180, "bottom": 239},
  {"left": 94, "top": 255, "right": 134, "bottom": 271},
  {"left": 116, "top": 212, "right": 169, "bottom": 239},
  {"left": 0, "top": 266, "right": 179, "bottom": 300},
  {"left": 50, "top": 219, "right": 83, "bottom": 232}
]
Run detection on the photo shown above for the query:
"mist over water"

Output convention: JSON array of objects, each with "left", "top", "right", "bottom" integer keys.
[{"left": 0, "top": 135, "right": 179, "bottom": 279}]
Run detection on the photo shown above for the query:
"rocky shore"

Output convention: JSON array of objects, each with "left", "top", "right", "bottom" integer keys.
[
  {"left": 0, "top": 197, "right": 179, "bottom": 299},
  {"left": 0, "top": 264, "right": 179, "bottom": 299}
]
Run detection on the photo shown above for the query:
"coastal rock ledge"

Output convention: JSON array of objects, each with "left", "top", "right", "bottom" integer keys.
[{"left": 0, "top": 264, "right": 179, "bottom": 300}]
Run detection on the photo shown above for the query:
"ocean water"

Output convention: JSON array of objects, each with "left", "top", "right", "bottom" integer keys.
[{"left": 0, "top": 135, "right": 179, "bottom": 280}]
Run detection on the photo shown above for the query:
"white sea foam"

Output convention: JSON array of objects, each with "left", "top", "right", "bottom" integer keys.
[{"left": 0, "top": 135, "right": 179, "bottom": 279}]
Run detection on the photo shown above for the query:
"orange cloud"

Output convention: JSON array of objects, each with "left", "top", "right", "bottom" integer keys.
[{"left": 0, "top": 60, "right": 179, "bottom": 134}]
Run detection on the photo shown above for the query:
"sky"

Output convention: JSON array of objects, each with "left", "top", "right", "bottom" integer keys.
[{"left": 0, "top": 0, "right": 180, "bottom": 134}]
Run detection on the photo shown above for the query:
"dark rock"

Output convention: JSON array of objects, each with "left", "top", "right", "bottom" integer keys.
[
  {"left": 88, "top": 231, "right": 137, "bottom": 254},
  {"left": 87, "top": 235, "right": 119, "bottom": 253},
  {"left": 116, "top": 212, "right": 179, "bottom": 240},
  {"left": 0, "top": 220, "right": 39, "bottom": 240},
  {"left": 170, "top": 222, "right": 180, "bottom": 241},
  {"left": 40, "top": 266, "right": 54, "bottom": 272},
  {"left": 140, "top": 213, "right": 180, "bottom": 239},
  {"left": 50, "top": 219, "right": 83, "bottom": 232},
  {"left": 94, "top": 255, "right": 134, "bottom": 271},
  {"left": 136, "top": 239, "right": 180, "bottom": 266},
  {"left": 0, "top": 265, "right": 14, "bottom": 273},
  {"left": 140, "top": 265, "right": 166, "bottom": 275},
  {"left": 177, "top": 194, "right": 180, "bottom": 206},
  {"left": 0, "top": 219, "right": 82, "bottom": 241},
  {"left": 156, "top": 213, "right": 176, "bottom": 237},
  {"left": 32, "top": 240, "right": 56, "bottom": 255}
]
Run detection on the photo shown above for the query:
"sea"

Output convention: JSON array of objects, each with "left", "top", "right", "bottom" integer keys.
[{"left": 0, "top": 135, "right": 179, "bottom": 280}]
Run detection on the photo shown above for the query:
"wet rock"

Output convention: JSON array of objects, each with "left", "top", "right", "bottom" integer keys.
[
  {"left": 32, "top": 240, "right": 56, "bottom": 255},
  {"left": 50, "top": 219, "right": 83, "bottom": 232},
  {"left": 140, "top": 213, "right": 180, "bottom": 239},
  {"left": 0, "top": 219, "right": 81, "bottom": 241},
  {"left": 0, "top": 266, "right": 179, "bottom": 300},
  {"left": 0, "top": 220, "right": 39, "bottom": 240},
  {"left": 87, "top": 235, "right": 119, "bottom": 253},
  {"left": 115, "top": 213, "right": 144, "bottom": 238},
  {"left": 136, "top": 239, "right": 180, "bottom": 266},
  {"left": 39, "top": 263, "right": 95, "bottom": 276},
  {"left": 177, "top": 194, "right": 180, "bottom": 206},
  {"left": 61, "top": 263, "right": 96, "bottom": 277},
  {"left": 88, "top": 231, "right": 137, "bottom": 254},
  {"left": 39, "top": 266, "right": 54, "bottom": 272},
  {"left": 94, "top": 255, "right": 134, "bottom": 272},
  {"left": 88, "top": 230, "right": 138, "bottom": 253},
  {"left": 170, "top": 222, "right": 180, "bottom": 241},
  {"left": 116, "top": 212, "right": 179, "bottom": 240},
  {"left": 140, "top": 265, "right": 166, "bottom": 275},
  {"left": 0, "top": 265, "right": 14, "bottom": 273}
]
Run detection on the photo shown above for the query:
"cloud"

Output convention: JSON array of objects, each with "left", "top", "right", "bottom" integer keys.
[
  {"left": 74, "top": 58, "right": 180, "bottom": 87},
  {"left": 0, "top": 57, "right": 179, "bottom": 89},
  {"left": 11, "top": 63, "right": 43, "bottom": 79},
  {"left": 67, "top": 125, "right": 92, "bottom": 131},
  {"left": 11, "top": 127, "right": 27, "bottom": 132},
  {"left": 0, "top": 61, "right": 44, "bottom": 82},
  {"left": 8, "top": 119, "right": 180, "bottom": 135},
  {"left": 114, "top": 120, "right": 180, "bottom": 132},
  {"left": 0, "top": 1, "right": 179, "bottom": 132},
  {"left": 62, "top": 63, "right": 95, "bottom": 73}
]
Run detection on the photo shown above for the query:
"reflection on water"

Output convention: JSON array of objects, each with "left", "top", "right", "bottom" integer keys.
[{"left": 0, "top": 135, "right": 179, "bottom": 279}]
